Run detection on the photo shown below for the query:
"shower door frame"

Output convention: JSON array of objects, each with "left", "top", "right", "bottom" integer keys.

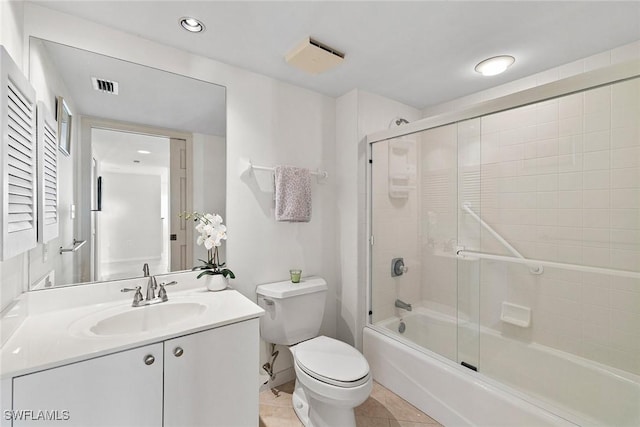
[{"left": 366, "top": 57, "right": 640, "bottom": 328}]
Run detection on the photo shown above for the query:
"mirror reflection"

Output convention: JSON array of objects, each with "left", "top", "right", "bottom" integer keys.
[{"left": 27, "top": 38, "right": 226, "bottom": 290}]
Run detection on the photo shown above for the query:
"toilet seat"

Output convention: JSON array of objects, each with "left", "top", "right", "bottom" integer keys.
[{"left": 293, "top": 336, "right": 370, "bottom": 388}]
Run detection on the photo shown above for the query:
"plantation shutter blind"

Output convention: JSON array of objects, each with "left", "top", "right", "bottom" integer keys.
[
  {"left": 37, "top": 102, "right": 58, "bottom": 242},
  {"left": 1, "top": 46, "right": 37, "bottom": 260}
]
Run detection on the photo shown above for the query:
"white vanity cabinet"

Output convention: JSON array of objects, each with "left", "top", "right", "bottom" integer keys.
[
  {"left": 164, "top": 318, "right": 259, "bottom": 427},
  {"left": 11, "top": 318, "right": 260, "bottom": 427},
  {"left": 12, "top": 343, "right": 164, "bottom": 427}
]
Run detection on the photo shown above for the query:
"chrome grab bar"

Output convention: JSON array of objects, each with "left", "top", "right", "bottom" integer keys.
[
  {"left": 59, "top": 239, "right": 87, "bottom": 254},
  {"left": 457, "top": 249, "right": 640, "bottom": 280}
]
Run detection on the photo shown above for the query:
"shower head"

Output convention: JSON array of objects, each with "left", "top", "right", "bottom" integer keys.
[{"left": 395, "top": 118, "right": 409, "bottom": 126}]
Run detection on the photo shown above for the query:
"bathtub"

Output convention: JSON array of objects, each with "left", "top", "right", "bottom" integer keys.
[{"left": 364, "top": 308, "right": 640, "bottom": 427}]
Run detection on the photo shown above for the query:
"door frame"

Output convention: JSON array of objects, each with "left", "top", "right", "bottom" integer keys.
[{"left": 78, "top": 116, "right": 193, "bottom": 282}]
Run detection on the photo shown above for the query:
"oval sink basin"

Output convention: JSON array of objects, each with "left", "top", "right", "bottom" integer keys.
[{"left": 89, "top": 302, "right": 207, "bottom": 336}]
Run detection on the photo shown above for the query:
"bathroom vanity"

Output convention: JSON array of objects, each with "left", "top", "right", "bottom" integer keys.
[{"left": 0, "top": 272, "right": 264, "bottom": 427}]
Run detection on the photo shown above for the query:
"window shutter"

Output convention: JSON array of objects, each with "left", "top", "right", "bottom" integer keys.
[
  {"left": 1, "top": 46, "right": 37, "bottom": 260},
  {"left": 37, "top": 102, "right": 58, "bottom": 243}
]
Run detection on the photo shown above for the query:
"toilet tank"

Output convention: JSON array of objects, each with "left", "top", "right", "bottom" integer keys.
[{"left": 256, "top": 276, "right": 327, "bottom": 345}]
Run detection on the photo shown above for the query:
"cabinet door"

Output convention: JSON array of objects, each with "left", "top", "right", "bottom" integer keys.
[
  {"left": 12, "top": 343, "right": 163, "bottom": 427},
  {"left": 164, "top": 319, "right": 260, "bottom": 427}
]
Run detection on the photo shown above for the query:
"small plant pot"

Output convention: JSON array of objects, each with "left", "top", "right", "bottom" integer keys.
[{"left": 204, "top": 274, "right": 228, "bottom": 291}]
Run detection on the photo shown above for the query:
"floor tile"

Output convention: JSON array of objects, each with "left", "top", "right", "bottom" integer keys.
[{"left": 259, "top": 380, "right": 442, "bottom": 427}]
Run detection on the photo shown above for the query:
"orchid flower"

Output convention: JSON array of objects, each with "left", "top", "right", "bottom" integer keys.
[{"left": 179, "top": 211, "right": 235, "bottom": 280}]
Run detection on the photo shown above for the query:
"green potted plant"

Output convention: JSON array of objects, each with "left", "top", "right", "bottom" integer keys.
[{"left": 181, "top": 212, "right": 235, "bottom": 291}]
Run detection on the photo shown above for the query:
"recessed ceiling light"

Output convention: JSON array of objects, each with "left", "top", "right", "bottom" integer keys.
[
  {"left": 180, "top": 17, "right": 205, "bottom": 33},
  {"left": 475, "top": 55, "right": 515, "bottom": 76},
  {"left": 137, "top": 150, "right": 151, "bottom": 154}
]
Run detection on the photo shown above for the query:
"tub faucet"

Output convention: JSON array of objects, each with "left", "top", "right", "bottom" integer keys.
[{"left": 395, "top": 299, "right": 412, "bottom": 311}]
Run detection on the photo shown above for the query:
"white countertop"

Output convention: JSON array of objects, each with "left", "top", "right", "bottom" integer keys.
[{"left": 0, "top": 279, "right": 264, "bottom": 379}]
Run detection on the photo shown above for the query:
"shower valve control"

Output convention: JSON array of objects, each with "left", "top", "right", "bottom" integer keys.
[{"left": 391, "top": 258, "right": 408, "bottom": 277}]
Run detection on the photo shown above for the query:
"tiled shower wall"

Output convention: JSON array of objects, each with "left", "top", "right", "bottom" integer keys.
[
  {"left": 371, "top": 139, "right": 420, "bottom": 323},
  {"left": 419, "top": 125, "right": 459, "bottom": 318},
  {"left": 370, "top": 53, "right": 639, "bottom": 376},
  {"left": 471, "top": 77, "right": 640, "bottom": 375}
]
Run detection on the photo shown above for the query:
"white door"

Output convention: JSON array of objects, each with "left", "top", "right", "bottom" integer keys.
[
  {"left": 12, "top": 343, "right": 163, "bottom": 427},
  {"left": 169, "top": 138, "right": 192, "bottom": 271}
]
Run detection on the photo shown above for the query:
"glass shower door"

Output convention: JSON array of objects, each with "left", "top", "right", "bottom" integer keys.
[
  {"left": 370, "top": 124, "right": 461, "bottom": 363},
  {"left": 456, "top": 118, "right": 482, "bottom": 371}
]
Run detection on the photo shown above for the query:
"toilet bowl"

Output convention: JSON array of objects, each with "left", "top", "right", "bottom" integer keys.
[
  {"left": 256, "top": 277, "right": 372, "bottom": 427},
  {"left": 290, "top": 336, "right": 372, "bottom": 427}
]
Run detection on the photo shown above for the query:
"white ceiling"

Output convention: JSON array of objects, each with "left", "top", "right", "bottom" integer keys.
[
  {"left": 32, "top": 1, "right": 640, "bottom": 110},
  {"left": 92, "top": 128, "right": 169, "bottom": 173},
  {"left": 36, "top": 38, "right": 226, "bottom": 136}
]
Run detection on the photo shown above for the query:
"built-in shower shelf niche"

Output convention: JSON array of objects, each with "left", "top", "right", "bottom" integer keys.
[
  {"left": 388, "top": 136, "right": 416, "bottom": 198},
  {"left": 500, "top": 302, "right": 531, "bottom": 328}
]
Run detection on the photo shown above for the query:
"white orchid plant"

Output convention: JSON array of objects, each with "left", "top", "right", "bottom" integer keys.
[{"left": 181, "top": 212, "right": 235, "bottom": 280}]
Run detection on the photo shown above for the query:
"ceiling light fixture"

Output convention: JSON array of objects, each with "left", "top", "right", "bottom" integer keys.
[
  {"left": 180, "top": 17, "right": 205, "bottom": 33},
  {"left": 137, "top": 150, "right": 151, "bottom": 154},
  {"left": 475, "top": 55, "right": 515, "bottom": 76}
]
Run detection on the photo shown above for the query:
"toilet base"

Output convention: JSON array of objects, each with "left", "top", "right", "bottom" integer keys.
[
  {"left": 292, "top": 379, "right": 359, "bottom": 427},
  {"left": 292, "top": 380, "right": 310, "bottom": 426}
]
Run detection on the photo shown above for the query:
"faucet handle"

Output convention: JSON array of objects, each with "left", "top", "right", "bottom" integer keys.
[
  {"left": 158, "top": 281, "right": 177, "bottom": 302},
  {"left": 160, "top": 281, "right": 178, "bottom": 287},
  {"left": 121, "top": 286, "right": 144, "bottom": 307}
]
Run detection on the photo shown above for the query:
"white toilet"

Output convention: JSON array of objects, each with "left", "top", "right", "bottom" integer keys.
[{"left": 256, "top": 277, "right": 372, "bottom": 427}]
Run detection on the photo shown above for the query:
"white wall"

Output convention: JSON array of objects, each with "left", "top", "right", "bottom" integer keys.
[
  {"left": 335, "top": 89, "right": 421, "bottom": 349},
  {"left": 0, "top": 0, "right": 23, "bottom": 67},
  {"left": 192, "top": 133, "right": 226, "bottom": 264},
  {"left": 99, "top": 172, "right": 162, "bottom": 263},
  {"left": 6, "top": 3, "right": 337, "bottom": 380}
]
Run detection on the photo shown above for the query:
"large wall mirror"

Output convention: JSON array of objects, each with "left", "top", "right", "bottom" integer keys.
[{"left": 27, "top": 37, "right": 226, "bottom": 290}]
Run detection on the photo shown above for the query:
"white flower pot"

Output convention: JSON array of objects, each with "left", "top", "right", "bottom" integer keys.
[{"left": 204, "top": 274, "right": 228, "bottom": 291}]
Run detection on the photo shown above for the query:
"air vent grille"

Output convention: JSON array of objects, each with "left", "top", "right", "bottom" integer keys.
[
  {"left": 91, "top": 77, "right": 119, "bottom": 95},
  {"left": 309, "top": 38, "right": 345, "bottom": 59}
]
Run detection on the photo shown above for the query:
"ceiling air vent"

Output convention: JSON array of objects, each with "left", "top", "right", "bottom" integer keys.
[
  {"left": 285, "top": 37, "right": 344, "bottom": 75},
  {"left": 91, "top": 77, "right": 119, "bottom": 95}
]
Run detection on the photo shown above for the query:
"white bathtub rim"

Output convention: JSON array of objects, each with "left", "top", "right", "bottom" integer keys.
[
  {"left": 379, "top": 306, "right": 640, "bottom": 385},
  {"left": 365, "top": 326, "right": 578, "bottom": 427},
  {"left": 367, "top": 323, "right": 607, "bottom": 427}
]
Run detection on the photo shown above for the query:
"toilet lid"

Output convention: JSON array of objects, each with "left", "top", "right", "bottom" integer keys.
[{"left": 294, "top": 336, "right": 370, "bottom": 387}]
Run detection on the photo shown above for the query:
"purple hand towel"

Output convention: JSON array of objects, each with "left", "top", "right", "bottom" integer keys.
[{"left": 274, "top": 166, "right": 312, "bottom": 222}]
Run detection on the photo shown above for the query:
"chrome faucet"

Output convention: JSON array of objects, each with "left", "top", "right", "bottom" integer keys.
[
  {"left": 143, "top": 263, "right": 157, "bottom": 301},
  {"left": 146, "top": 276, "right": 158, "bottom": 301},
  {"left": 121, "top": 263, "right": 178, "bottom": 307},
  {"left": 395, "top": 299, "right": 412, "bottom": 311}
]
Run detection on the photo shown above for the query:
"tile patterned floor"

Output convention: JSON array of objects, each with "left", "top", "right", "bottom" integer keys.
[{"left": 259, "top": 380, "right": 443, "bottom": 427}]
